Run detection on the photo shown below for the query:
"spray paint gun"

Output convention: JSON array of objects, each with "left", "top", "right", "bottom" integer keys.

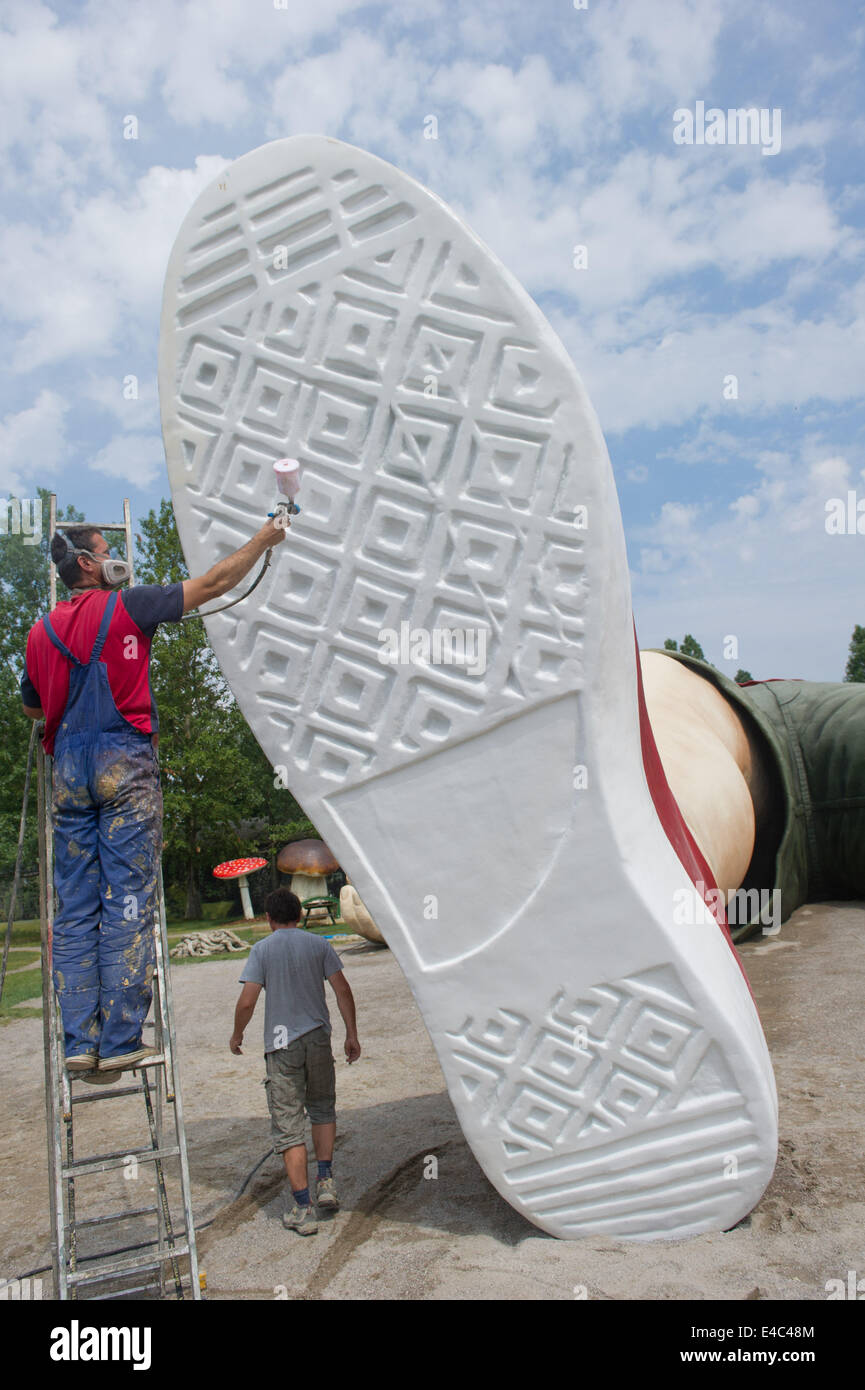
[{"left": 268, "top": 458, "right": 302, "bottom": 529}]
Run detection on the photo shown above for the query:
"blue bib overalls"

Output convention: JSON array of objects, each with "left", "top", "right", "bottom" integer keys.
[{"left": 43, "top": 591, "right": 162, "bottom": 1061}]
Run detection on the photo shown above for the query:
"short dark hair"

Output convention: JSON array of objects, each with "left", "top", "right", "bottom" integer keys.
[
  {"left": 264, "top": 888, "right": 302, "bottom": 924},
  {"left": 51, "top": 526, "right": 102, "bottom": 590}
]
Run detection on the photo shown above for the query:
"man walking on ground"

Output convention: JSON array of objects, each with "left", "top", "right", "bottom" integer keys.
[
  {"left": 21, "top": 517, "right": 288, "bottom": 1079},
  {"left": 230, "top": 887, "right": 361, "bottom": 1235}
]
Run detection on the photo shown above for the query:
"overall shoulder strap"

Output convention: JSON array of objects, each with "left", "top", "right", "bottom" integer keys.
[
  {"left": 41, "top": 613, "right": 83, "bottom": 667},
  {"left": 88, "top": 590, "right": 119, "bottom": 663}
]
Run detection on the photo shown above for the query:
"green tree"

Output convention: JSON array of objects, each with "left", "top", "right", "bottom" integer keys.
[
  {"left": 844, "top": 625, "right": 865, "bottom": 682},
  {"left": 680, "top": 633, "right": 706, "bottom": 661},
  {"left": 135, "top": 500, "right": 314, "bottom": 917},
  {"left": 0, "top": 488, "right": 83, "bottom": 913},
  {"left": 663, "top": 635, "right": 708, "bottom": 662}
]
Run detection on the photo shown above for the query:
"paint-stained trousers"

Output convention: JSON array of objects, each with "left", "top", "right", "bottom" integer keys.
[{"left": 52, "top": 730, "right": 161, "bottom": 1059}]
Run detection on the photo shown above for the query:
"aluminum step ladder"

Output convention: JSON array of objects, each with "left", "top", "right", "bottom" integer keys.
[{"left": 36, "top": 498, "right": 201, "bottom": 1300}]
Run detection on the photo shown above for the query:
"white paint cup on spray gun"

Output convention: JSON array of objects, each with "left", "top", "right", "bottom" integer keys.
[{"left": 271, "top": 458, "right": 302, "bottom": 526}]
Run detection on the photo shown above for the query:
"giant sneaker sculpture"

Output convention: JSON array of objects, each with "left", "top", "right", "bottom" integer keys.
[{"left": 159, "top": 136, "right": 777, "bottom": 1239}]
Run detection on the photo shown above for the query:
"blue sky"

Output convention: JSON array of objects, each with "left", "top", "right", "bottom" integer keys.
[{"left": 1, "top": 0, "right": 863, "bottom": 678}]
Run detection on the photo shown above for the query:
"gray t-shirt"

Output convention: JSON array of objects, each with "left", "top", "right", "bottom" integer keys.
[{"left": 240, "top": 929, "right": 344, "bottom": 1053}]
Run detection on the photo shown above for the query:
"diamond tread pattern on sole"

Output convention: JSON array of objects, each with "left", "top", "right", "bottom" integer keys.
[
  {"left": 445, "top": 963, "right": 761, "bottom": 1236},
  {"left": 162, "top": 143, "right": 774, "bottom": 1241},
  {"left": 166, "top": 155, "right": 592, "bottom": 789}
]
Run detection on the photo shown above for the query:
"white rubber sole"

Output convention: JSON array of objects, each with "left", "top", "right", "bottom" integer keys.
[{"left": 159, "top": 135, "right": 778, "bottom": 1240}]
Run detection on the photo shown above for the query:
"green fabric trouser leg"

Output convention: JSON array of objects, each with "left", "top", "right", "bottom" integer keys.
[{"left": 649, "top": 651, "right": 865, "bottom": 941}]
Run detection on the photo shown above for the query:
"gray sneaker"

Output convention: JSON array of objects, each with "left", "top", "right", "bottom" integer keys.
[
  {"left": 283, "top": 1202, "right": 318, "bottom": 1235},
  {"left": 66, "top": 1052, "right": 98, "bottom": 1075},
  {"left": 316, "top": 1176, "right": 339, "bottom": 1211},
  {"left": 98, "top": 1045, "right": 160, "bottom": 1073}
]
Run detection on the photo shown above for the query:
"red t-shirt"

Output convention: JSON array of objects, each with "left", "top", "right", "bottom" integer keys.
[{"left": 22, "top": 585, "right": 184, "bottom": 753}]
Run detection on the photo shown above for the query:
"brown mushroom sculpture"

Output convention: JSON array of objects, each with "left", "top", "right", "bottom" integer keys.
[
  {"left": 213, "top": 856, "right": 268, "bottom": 920},
  {"left": 276, "top": 838, "right": 339, "bottom": 915}
]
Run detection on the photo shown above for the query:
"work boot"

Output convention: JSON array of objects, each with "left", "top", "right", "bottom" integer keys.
[
  {"left": 283, "top": 1202, "right": 318, "bottom": 1235},
  {"left": 315, "top": 1176, "right": 339, "bottom": 1211}
]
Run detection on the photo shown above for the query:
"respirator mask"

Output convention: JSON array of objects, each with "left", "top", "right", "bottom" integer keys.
[
  {"left": 91, "top": 553, "right": 132, "bottom": 587},
  {"left": 57, "top": 533, "right": 131, "bottom": 589}
]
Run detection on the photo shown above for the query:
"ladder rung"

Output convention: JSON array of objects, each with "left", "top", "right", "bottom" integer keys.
[
  {"left": 52, "top": 519, "right": 130, "bottom": 528},
  {"left": 73, "top": 1206, "right": 158, "bottom": 1230},
  {"left": 68, "top": 1243, "right": 189, "bottom": 1285},
  {"left": 73, "top": 1233, "right": 189, "bottom": 1266},
  {"left": 91, "top": 1280, "right": 176, "bottom": 1300},
  {"left": 67, "top": 1055, "right": 168, "bottom": 1100},
  {"left": 71, "top": 1084, "right": 146, "bottom": 1104},
  {"left": 62, "top": 1144, "right": 180, "bottom": 1177}
]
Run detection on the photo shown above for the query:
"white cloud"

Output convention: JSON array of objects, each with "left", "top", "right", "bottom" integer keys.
[
  {"left": 1, "top": 155, "right": 227, "bottom": 372},
  {"left": 731, "top": 493, "right": 760, "bottom": 521},
  {"left": 807, "top": 454, "right": 851, "bottom": 492},
  {"left": 626, "top": 463, "right": 649, "bottom": 482},
  {"left": 661, "top": 423, "right": 744, "bottom": 468},
  {"left": 711, "top": 177, "right": 845, "bottom": 274},
  {"left": 269, "top": 32, "right": 397, "bottom": 140},
  {"left": 80, "top": 372, "right": 161, "bottom": 432},
  {"left": 550, "top": 287, "right": 865, "bottom": 437},
  {"left": 0, "top": 0, "right": 860, "bottom": 681},
  {"left": 0, "top": 5, "right": 857, "bottom": 432},
  {"left": 0, "top": 0, "right": 374, "bottom": 195},
  {"left": 639, "top": 547, "right": 673, "bottom": 574},
  {"left": 0, "top": 4, "right": 109, "bottom": 181},
  {"left": 89, "top": 432, "right": 164, "bottom": 487},
  {"left": 0, "top": 390, "right": 68, "bottom": 493},
  {"left": 431, "top": 54, "right": 592, "bottom": 157},
  {"left": 631, "top": 448, "right": 864, "bottom": 678},
  {"left": 456, "top": 3, "right": 515, "bottom": 60},
  {"left": 660, "top": 501, "right": 701, "bottom": 532},
  {"left": 589, "top": 0, "right": 725, "bottom": 117}
]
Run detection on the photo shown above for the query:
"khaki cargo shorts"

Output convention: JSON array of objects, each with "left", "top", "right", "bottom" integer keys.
[{"left": 264, "top": 1025, "right": 336, "bottom": 1151}]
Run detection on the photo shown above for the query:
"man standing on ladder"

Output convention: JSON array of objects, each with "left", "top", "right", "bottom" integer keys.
[{"left": 20, "top": 518, "right": 288, "bottom": 1080}]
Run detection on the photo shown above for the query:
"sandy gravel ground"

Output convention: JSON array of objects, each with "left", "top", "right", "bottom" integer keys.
[{"left": 1, "top": 902, "right": 863, "bottom": 1301}]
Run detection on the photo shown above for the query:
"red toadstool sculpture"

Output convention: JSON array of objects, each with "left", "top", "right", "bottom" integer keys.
[{"left": 213, "top": 856, "right": 268, "bottom": 921}]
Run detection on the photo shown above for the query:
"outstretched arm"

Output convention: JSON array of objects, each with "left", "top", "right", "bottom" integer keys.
[{"left": 183, "top": 519, "right": 289, "bottom": 615}]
